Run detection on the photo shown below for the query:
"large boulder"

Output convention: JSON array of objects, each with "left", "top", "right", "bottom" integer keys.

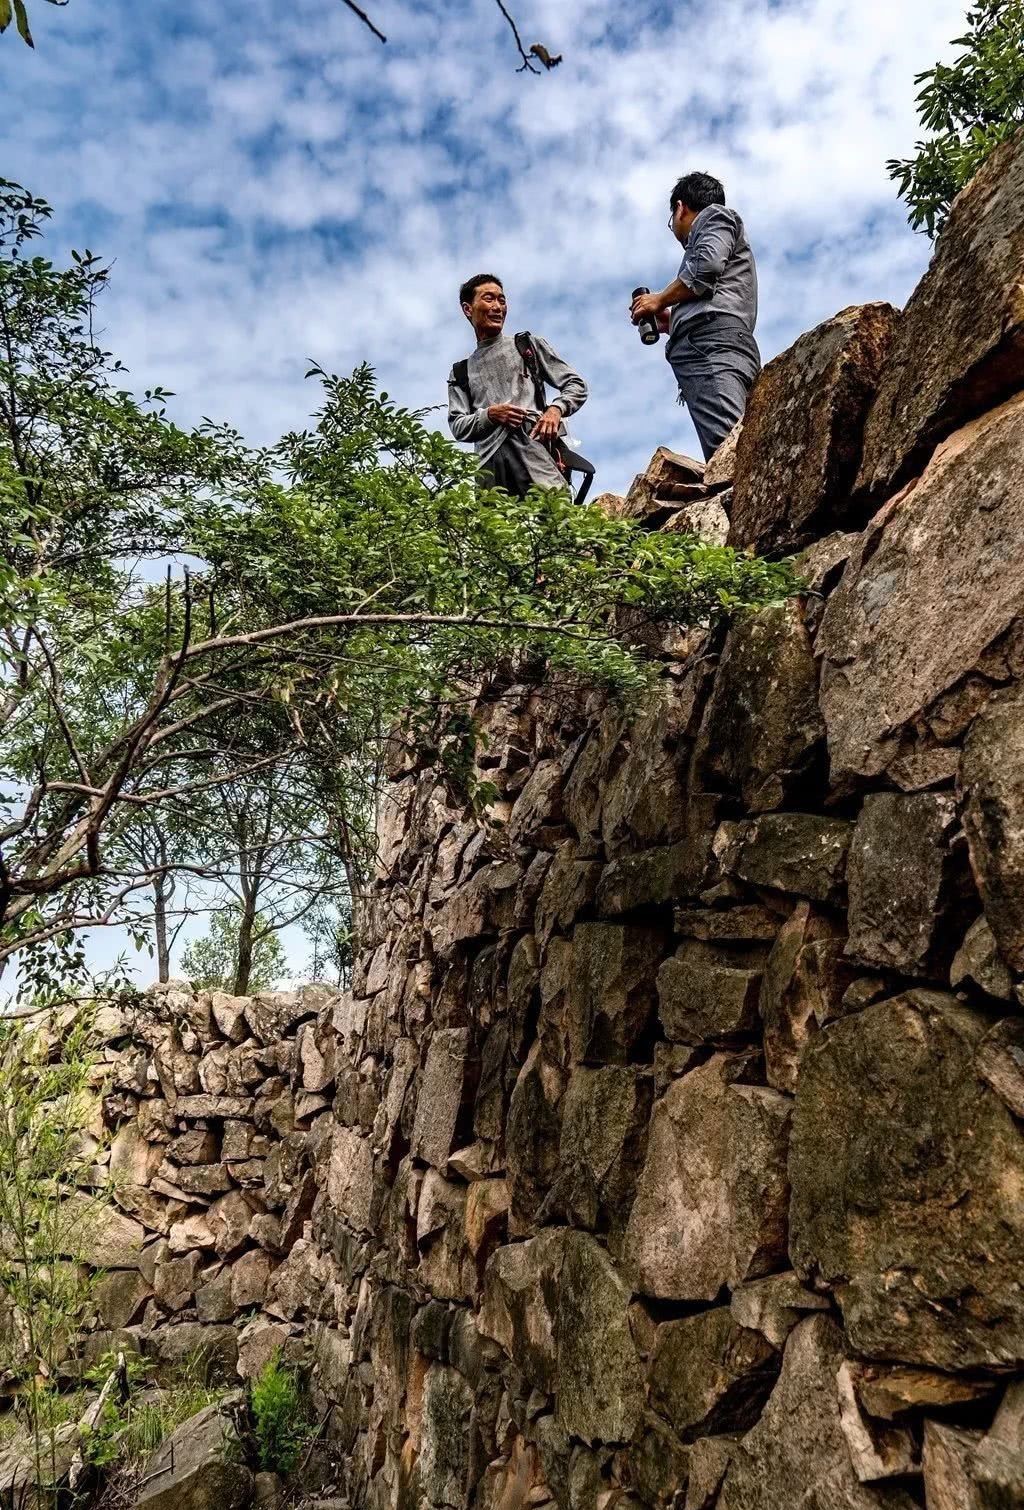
[
  {"left": 846, "top": 791, "right": 963, "bottom": 977},
  {"left": 718, "top": 1317, "right": 918, "bottom": 1510},
  {"left": 720, "top": 813, "right": 851, "bottom": 906},
  {"left": 624, "top": 1055, "right": 790, "bottom": 1301},
  {"left": 818, "top": 391, "right": 1024, "bottom": 791},
  {"left": 790, "top": 991, "right": 1024, "bottom": 1370},
  {"left": 693, "top": 601, "right": 824, "bottom": 812},
  {"left": 136, "top": 1402, "right": 253, "bottom": 1510},
  {"left": 960, "top": 688, "right": 1024, "bottom": 973},
  {"left": 480, "top": 1229, "right": 643, "bottom": 1444},
  {"left": 556, "top": 1230, "right": 644, "bottom": 1444},
  {"left": 857, "top": 126, "right": 1024, "bottom": 499},
  {"left": 729, "top": 302, "right": 899, "bottom": 554}
]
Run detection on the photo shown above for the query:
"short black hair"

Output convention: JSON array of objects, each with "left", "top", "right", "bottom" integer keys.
[
  {"left": 459, "top": 272, "right": 503, "bottom": 308},
  {"left": 670, "top": 172, "right": 726, "bottom": 214}
]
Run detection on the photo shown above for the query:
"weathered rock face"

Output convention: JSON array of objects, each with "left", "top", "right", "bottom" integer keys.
[
  {"left": 819, "top": 391, "right": 1024, "bottom": 792},
  {"left": 303, "top": 356, "right": 1024, "bottom": 1501},
  {"left": 729, "top": 302, "right": 900, "bottom": 554},
  {"left": 960, "top": 688, "right": 1024, "bottom": 974},
  {"left": 625, "top": 1056, "right": 791, "bottom": 1301},
  {"left": 790, "top": 991, "right": 1024, "bottom": 1370},
  {"left": 857, "top": 125, "right": 1024, "bottom": 499}
]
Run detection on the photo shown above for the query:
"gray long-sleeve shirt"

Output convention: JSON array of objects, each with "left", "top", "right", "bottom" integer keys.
[
  {"left": 447, "top": 332, "right": 588, "bottom": 474},
  {"left": 671, "top": 204, "right": 758, "bottom": 340}
]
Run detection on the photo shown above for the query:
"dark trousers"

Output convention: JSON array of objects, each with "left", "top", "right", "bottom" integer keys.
[
  {"left": 478, "top": 431, "right": 566, "bottom": 498},
  {"left": 667, "top": 313, "right": 761, "bottom": 461}
]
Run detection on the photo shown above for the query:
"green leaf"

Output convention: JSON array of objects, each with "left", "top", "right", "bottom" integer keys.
[
  {"left": 0, "top": 0, "right": 12, "bottom": 32},
  {"left": 12, "top": 0, "right": 32, "bottom": 44}
]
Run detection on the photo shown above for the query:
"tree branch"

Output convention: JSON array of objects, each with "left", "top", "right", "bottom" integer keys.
[
  {"left": 494, "top": 0, "right": 540, "bottom": 73},
  {"left": 340, "top": 0, "right": 386, "bottom": 44}
]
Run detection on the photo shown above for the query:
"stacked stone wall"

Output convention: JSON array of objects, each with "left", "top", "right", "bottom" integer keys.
[
  {"left": 304, "top": 129, "right": 1024, "bottom": 1509},
  {"left": 79, "top": 128, "right": 1024, "bottom": 1508},
  {"left": 80, "top": 981, "right": 342, "bottom": 1384}
]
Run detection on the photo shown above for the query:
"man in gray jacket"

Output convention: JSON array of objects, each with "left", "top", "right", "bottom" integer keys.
[
  {"left": 448, "top": 273, "right": 588, "bottom": 498},
  {"left": 631, "top": 172, "right": 761, "bottom": 460}
]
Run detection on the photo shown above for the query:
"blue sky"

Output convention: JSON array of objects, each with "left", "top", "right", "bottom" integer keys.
[{"left": 4, "top": 0, "right": 965, "bottom": 498}]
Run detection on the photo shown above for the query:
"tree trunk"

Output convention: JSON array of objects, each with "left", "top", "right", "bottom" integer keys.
[
  {"left": 153, "top": 875, "right": 171, "bottom": 983},
  {"left": 233, "top": 897, "right": 256, "bottom": 996}
]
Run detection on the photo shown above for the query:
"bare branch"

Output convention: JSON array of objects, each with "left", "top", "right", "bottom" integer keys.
[
  {"left": 494, "top": 0, "right": 540, "bottom": 73},
  {"left": 340, "top": 0, "right": 386, "bottom": 44}
]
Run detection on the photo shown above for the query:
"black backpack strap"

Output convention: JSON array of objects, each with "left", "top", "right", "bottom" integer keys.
[
  {"left": 514, "top": 331, "right": 547, "bottom": 413},
  {"left": 515, "top": 331, "right": 596, "bottom": 503},
  {"left": 452, "top": 358, "right": 470, "bottom": 399}
]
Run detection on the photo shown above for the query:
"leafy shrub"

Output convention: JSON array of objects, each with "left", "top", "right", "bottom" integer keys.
[
  {"left": 888, "top": 0, "right": 1024, "bottom": 236},
  {"left": 249, "top": 1352, "right": 310, "bottom": 1474}
]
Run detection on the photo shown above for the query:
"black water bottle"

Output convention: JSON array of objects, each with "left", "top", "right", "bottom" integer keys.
[{"left": 632, "top": 286, "right": 660, "bottom": 346}]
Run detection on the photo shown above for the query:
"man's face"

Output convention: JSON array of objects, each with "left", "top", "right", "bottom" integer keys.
[
  {"left": 670, "top": 201, "right": 697, "bottom": 245},
  {"left": 464, "top": 281, "right": 507, "bottom": 336}
]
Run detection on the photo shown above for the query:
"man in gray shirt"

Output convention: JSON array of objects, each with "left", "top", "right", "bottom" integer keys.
[
  {"left": 447, "top": 273, "right": 588, "bottom": 497},
  {"left": 631, "top": 172, "right": 761, "bottom": 461}
]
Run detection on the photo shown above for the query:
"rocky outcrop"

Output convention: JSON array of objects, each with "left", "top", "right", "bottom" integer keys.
[
  {"left": 728, "top": 302, "right": 899, "bottom": 554},
  {"left": 857, "top": 125, "right": 1024, "bottom": 498}
]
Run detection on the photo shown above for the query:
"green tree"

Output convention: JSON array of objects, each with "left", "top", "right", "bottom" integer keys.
[
  {"left": 180, "top": 905, "right": 287, "bottom": 994},
  {"left": 0, "top": 176, "right": 794, "bottom": 984},
  {"left": 888, "top": 0, "right": 1024, "bottom": 236}
]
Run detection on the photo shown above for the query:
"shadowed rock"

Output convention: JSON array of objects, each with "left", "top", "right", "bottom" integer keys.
[
  {"left": 846, "top": 791, "right": 963, "bottom": 977},
  {"left": 960, "top": 688, "right": 1024, "bottom": 973},
  {"left": 649, "top": 1307, "right": 778, "bottom": 1443}
]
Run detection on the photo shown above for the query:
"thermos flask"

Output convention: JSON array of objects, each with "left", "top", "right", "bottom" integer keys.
[{"left": 632, "top": 287, "right": 660, "bottom": 346}]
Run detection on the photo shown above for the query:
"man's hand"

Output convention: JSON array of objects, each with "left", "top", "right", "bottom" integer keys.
[
  {"left": 656, "top": 309, "right": 671, "bottom": 333},
  {"left": 631, "top": 290, "right": 662, "bottom": 323},
  {"left": 487, "top": 403, "right": 527, "bottom": 428},
  {"left": 530, "top": 405, "right": 563, "bottom": 441}
]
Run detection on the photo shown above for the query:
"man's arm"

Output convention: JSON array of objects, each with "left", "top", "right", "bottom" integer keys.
[
  {"left": 448, "top": 371, "right": 530, "bottom": 440},
  {"left": 678, "top": 206, "right": 739, "bottom": 296},
  {"left": 531, "top": 336, "right": 587, "bottom": 439},
  {"left": 632, "top": 208, "right": 741, "bottom": 322},
  {"left": 447, "top": 370, "right": 498, "bottom": 442},
  {"left": 631, "top": 277, "right": 700, "bottom": 320}
]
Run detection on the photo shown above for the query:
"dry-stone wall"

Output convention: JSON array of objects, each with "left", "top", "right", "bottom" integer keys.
[
  {"left": 86, "top": 128, "right": 1024, "bottom": 1509},
  {"left": 84, "top": 981, "right": 342, "bottom": 1384},
  {"left": 302, "top": 128, "right": 1024, "bottom": 1509}
]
